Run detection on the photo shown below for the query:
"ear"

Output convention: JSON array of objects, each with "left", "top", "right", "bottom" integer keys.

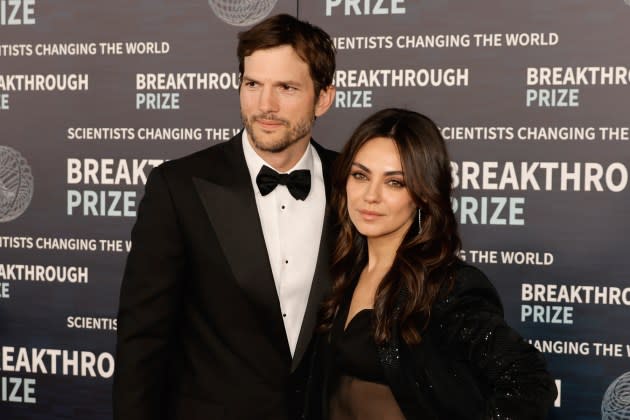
[{"left": 314, "top": 85, "right": 336, "bottom": 118}]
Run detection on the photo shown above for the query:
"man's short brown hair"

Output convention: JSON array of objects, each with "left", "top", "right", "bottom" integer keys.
[{"left": 237, "top": 14, "right": 336, "bottom": 94}]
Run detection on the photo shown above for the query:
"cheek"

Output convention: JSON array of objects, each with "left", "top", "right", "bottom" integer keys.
[
  {"left": 287, "top": 99, "right": 314, "bottom": 120},
  {"left": 345, "top": 188, "right": 354, "bottom": 211},
  {"left": 239, "top": 91, "right": 256, "bottom": 111},
  {"left": 393, "top": 196, "right": 416, "bottom": 220},
  {"left": 345, "top": 180, "right": 361, "bottom": 207}
]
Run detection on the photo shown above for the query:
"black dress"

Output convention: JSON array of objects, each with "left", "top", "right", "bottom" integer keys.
[{"left": 328, "top": 293, "right": 405, "bottom": 420}]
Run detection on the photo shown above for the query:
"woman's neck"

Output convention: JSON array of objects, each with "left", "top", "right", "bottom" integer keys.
[{"left": 365, "top": 236, "right": 398, "bottom": 274}]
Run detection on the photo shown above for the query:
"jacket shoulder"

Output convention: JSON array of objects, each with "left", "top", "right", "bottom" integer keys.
[
  {"left": 157, "top": 133, "right": 242, "bottom": 178},
  {"left": 441, "top": 261, "right": 503, "bottom": 314},
  {"left": 311, "top": 140, "right": 339, "bottom": 162},
  {"left": 452, "top": 261, "right": 494, "bottom": 290}
]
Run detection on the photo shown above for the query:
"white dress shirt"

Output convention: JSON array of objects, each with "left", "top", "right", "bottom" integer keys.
[{"left": 242, "top": 130, "right": 326, "bottom": 357}]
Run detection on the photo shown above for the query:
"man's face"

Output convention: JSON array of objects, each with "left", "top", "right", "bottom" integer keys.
[{"left": 240, "top": 45, "right": 326, "bottom": 154}]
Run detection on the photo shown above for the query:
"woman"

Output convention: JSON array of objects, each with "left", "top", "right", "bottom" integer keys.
[{"left": 306, "top": 108, "right": 556, "bottom": 419}]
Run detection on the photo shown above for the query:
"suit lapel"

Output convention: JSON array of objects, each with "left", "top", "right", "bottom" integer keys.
[
  {"left": 291, "top": 210, "right": 333, "bottom": 371},
  {"left": 193, "top": 134, "right": 291, "bottom": 363},
  {"left": 291, "top": 142, "right": 337, "bottom": 371}
]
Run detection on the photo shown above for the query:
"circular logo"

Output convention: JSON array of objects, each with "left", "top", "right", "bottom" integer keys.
[
  {"left": 208, "top": 0, "right": 277, "bottom": 26},
  {"left": 602, "top": 371, "right": 630, "bottom": 419},
  {"left": 0, "top": 146, "right": 34, "bottom": 223}
]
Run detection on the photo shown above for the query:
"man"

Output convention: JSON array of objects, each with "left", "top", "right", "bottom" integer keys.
[{"left": 113, "top": 14, "right": 337, "bottom": 420}]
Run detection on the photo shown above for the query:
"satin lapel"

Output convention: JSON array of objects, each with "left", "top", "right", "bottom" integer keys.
[
  {"left": 291, "top": 142, "right": 338, "bottom": 371},
  {"left": 291, "top": 210, "right": 333, "bottom": 371},
  {"left": 192, "top": 136, "right": 290, "bottom": 362},
  {"left": 312, "top": 140, "right": 336, "bottom": 201}
]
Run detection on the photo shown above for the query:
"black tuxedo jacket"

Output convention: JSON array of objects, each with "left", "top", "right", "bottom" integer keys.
[{"left": 113, "top": 132, "right": 338, "bottom": 420}]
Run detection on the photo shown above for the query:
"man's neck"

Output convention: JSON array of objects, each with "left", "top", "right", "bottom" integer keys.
[{"left": 252, "top": 136, "right": 311, "bottom": 172}]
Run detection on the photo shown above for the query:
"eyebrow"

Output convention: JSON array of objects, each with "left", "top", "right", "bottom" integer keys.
[
  {"left": 351, "top": 162, "right": 404, "bottom": 176},
  {"left": 241, "top": 75, "right": 303, "bottom": 87}
]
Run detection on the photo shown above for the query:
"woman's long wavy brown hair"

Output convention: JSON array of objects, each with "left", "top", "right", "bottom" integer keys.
[{"left": 319, "top": 108, "right": 461, "bottom": 345}]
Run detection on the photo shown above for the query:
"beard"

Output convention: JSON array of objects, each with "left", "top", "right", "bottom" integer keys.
[{"left": 241, "top": 111, "right": 315, "bottom": 153}]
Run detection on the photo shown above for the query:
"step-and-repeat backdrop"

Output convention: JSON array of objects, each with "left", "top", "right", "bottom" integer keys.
[{"left": 1, "top": 1, "right": 629, "bottom": 418}]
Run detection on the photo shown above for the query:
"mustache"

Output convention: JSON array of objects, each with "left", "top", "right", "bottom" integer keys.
[{"left": 252, "top": 114, "right": 289, "bottom": 125}]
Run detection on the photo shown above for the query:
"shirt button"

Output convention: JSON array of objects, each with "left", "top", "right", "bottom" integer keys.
[
  {"left": 283, "top": 313, "right": 287, "bottom": 317},
  {"left": 281, "top": 205, "right": 286, "bottom": 210},
  {"left": 285, "top": 260, "right": 289, "bottom": 264}
]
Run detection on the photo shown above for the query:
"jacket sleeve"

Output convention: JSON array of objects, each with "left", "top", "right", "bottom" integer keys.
[
  {"left": 433, "top": 264, "right": 557, "bottom": 419},
  {"left": 112, "top": 165, "right": 186, "bottom": 420}
]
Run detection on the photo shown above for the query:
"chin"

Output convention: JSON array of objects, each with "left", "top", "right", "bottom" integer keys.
[
  {"left": 353, "top": 223, "right": 384, "bottom": 238},
  {"left": 252, "top": 132, "right": 290, "bottom": 152}
]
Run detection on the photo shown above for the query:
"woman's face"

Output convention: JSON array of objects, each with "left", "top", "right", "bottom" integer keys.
[{"left": 346, "top": 137, "right": 417, "bottom": 242}]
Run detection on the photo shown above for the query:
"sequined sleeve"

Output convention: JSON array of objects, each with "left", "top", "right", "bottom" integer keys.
[{"left": 432, "top": 265, "right": 557, "bottom": 419}]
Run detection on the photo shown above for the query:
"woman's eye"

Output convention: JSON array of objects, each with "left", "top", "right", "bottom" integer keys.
[
  {"left": 351, "top": 172, "right": 367, "bottom": 180},
  {"left": 388, "top": 179, "right": 405, "bottom": 188}
]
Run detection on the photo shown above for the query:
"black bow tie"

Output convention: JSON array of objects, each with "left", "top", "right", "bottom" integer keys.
[{"left": 256, "top": 165, "right": 311, "bottom": 201}]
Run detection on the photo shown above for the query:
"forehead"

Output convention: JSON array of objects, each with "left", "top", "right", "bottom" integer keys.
[
  {"left": 354, "top": 137, "right": 403, "bottom": 171},
  {"left": 243, "top": 45, "right": 311, "bottom": 81}
]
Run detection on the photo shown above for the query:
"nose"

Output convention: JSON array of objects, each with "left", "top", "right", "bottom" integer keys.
[
  {"left": 259, "top": 86, "right": 279, "bottom": 114},
  {"left": 363, "top": 179, "right": 381, "bottom": 204}
]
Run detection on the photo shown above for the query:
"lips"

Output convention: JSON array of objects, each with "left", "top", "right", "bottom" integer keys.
[
  {"left": 254, "top": 117, "right": 285, "bottom": 130},
  {"left": 358, "top": 209, "right": 384, "bottom": 221}
]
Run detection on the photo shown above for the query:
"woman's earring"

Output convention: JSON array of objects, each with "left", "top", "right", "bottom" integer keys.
[{"left": 418, "top": 209, "right": 422, "bottom": 235}]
